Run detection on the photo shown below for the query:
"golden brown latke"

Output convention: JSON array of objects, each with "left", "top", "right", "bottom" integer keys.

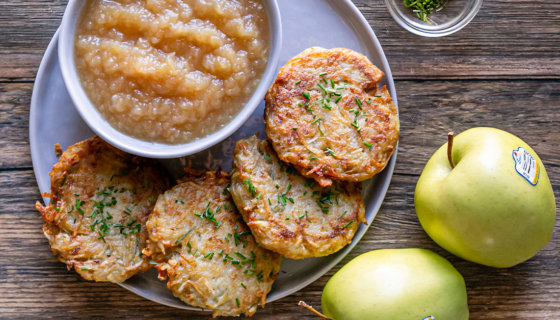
[
  {"left": 230, "top": 136, "right": 366, "bottom": 259},
  {"left": 143, "top": 170, "right": 282, "bottom": 317},
  {"left": 35, "top": 136, "right": 169, "bottom": 282},
  {"left": 265, "top": 47, "right": 399, "bottom": 187}
]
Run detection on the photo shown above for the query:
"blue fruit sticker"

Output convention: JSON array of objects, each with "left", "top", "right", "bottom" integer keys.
[{"left": 512, "top": 147, "right": 539, "bottom": 186}]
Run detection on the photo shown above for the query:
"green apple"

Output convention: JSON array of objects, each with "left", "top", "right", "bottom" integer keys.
[
  {"left": 321, "top": 248, "right": 469, "bottom": 320},
  {"left": 415, "top": 127, "right": 556, "bottom": 268}
]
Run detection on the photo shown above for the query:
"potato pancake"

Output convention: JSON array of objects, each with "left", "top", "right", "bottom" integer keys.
[
  {"left": 144, "top": 170, "right": 281, "bottom": 317},
  {"left": 230, "top": 136, "right": 366, "bottom": 259},
  {"left": 35, "top": 136, "right": 169, "bottom": 282},
  {"left": 265, "top": 47, "right": 399, "bottom": 187}
]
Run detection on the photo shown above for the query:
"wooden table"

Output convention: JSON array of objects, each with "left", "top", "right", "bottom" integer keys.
[{"left": 1, "top": 0, "right": 558, "bottom": 318}]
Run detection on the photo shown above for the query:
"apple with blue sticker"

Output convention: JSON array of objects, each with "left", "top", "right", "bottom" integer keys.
[{"left": 415, "top": 127, "right": 556, "bottom": 268}]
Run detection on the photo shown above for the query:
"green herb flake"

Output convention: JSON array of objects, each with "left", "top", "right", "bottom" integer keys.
[
  {"left": 337, "top": 211, "right": 348, "bottom": 220},
  {"left": 243, "top": 178, "right": 257, "bottom": 197},
  {"left": 80, "top": 267, "right": 89, "bottom": 271},
  {"left": 222, "top": 184, "right": 231, "bottom": 195},
  {"left": 204, "top": 252, "right": 214, "bottom": 260},
  {"left": 363, "top": 141, "right": 373, "bottom": 150},
  {"left": 355, "top": 97, "right": 362, "bottom": 109},
  {"left": 404, "top": 0, "right": 445, "bottom": 22},
  {"left": 295, "top": 80, "right": 301, "bottom": 85},
  {"left": 311, "top": 117, "right": 321, "bottom": 124},
  {"left": 335, "top": 95, "right": 343, "bottom": 103},
  {"left": 240, "top": 283, "right": 247, "bottom": 289},
  {"left": 352, "top": 119, "right": 362, "bottom": 132},
  {"left": 263, "top": 155, "right": 272, "bottom": 163},
  {"left": 319, "top": 72, "right": 328, "bottom": 76},
  {"left": 302, "top": 92, "right": 311, "bottom": 100},
  {"left": 292, "top": 126, "right": 298, "bottom": 130},
  {"left": 344, "top": 219, "right": 355, "bottom": 228},
  {"left": 325, "top": 147, "right": 337, "bottom": 158},
  {"left": 175, "top": 226, "right": 196, "bottom": 244},
  {"left": 76, "top": 199, "right": 85, "bottom": 215},
  {"left": 236, "top": 298, "right": 241, "bottom": 307},
  {"left": 149, "top": 260, "right": 158, "bottom": 265}
]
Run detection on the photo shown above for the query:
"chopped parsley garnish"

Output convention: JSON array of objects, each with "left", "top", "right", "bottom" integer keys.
[
  {"left": 80, "top": 267, "right": 89, "bottom": 271},
  {"left": 240, "top": 283, "right": 247, "bottom": 289},
  {"left": 295, "top": 80, "right": 301, "bottom": 85},
  {"left": 204, "top": 252, "right": 214, "bottom": 260},
  {"left": 363, "top": 141, "right": 373, "bottom": 150},
  {"left": 319, "top": 72, "right": 328, "bottom": 76},
  {"left": 236, "top": 298, "right": 240, "bottom": 307},
  {"left": 344, "top": 219, "right": 355, "bottom": 228},
  {"left": 292, "top": 126, "right": 298, "bottom": 130},
  {"left": 302, "top": 92, "right": 310, "bottom": 100}
]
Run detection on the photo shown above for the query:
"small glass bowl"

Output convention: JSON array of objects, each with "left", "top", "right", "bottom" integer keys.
[{"left": 385, "top": 0, "right": 483, "bottom": 37}]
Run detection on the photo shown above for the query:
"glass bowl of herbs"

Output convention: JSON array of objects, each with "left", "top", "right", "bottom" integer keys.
[{"left": 385, "top": 0, "right": 483, "bottom": 37}]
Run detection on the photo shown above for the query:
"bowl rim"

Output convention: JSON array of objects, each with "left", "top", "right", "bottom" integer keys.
[
  {"left": 58, "top": 0, "right": 282, "bottom": 158},
  {"left": 384, "top": 0, "right": 484, "bottom": 37}
]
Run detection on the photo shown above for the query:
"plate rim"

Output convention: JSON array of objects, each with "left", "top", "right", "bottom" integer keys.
[{"left": 29, "top": 0, "right": 399, "bottom": 311}]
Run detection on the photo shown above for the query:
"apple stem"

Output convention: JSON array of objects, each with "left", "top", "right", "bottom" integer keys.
[
  {"left": 447, "top": 131, "right": 455, "bottom": 169},
  {"left": 298, "top": 301, "right": 331, "bottom": 319}
]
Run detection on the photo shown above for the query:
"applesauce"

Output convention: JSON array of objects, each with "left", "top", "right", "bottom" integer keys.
[{"left": 75, "top": 0, "right": 269, "bottom": 144}]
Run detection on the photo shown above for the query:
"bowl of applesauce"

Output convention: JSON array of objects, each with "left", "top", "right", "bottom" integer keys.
[{"left": 58, "top": 0, "right": 281, "bottom": 158}]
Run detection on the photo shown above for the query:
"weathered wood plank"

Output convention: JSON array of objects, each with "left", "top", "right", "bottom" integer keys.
[
  {"left": 1, "top": 170, "right": 558, "bottom": 319},
  {"left": 4, "top": 80, "right": 559, "bottom": 172},
  {"left": 0, "top": 0, "right": 559, "bottom": 80}
]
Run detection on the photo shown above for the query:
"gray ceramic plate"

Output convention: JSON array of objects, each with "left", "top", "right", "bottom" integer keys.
[{"left": 30, "top": 0, "right": 398, "bottom": 310}]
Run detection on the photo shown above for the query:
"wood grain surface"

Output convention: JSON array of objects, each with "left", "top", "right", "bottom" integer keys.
[{"left": 0, "top": 0, "right": 559, "bottom": 319}]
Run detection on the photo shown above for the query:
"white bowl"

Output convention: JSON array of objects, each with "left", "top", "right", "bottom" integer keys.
[{"left": 58, "top": 0, "right": 282, "bottom": 158}]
